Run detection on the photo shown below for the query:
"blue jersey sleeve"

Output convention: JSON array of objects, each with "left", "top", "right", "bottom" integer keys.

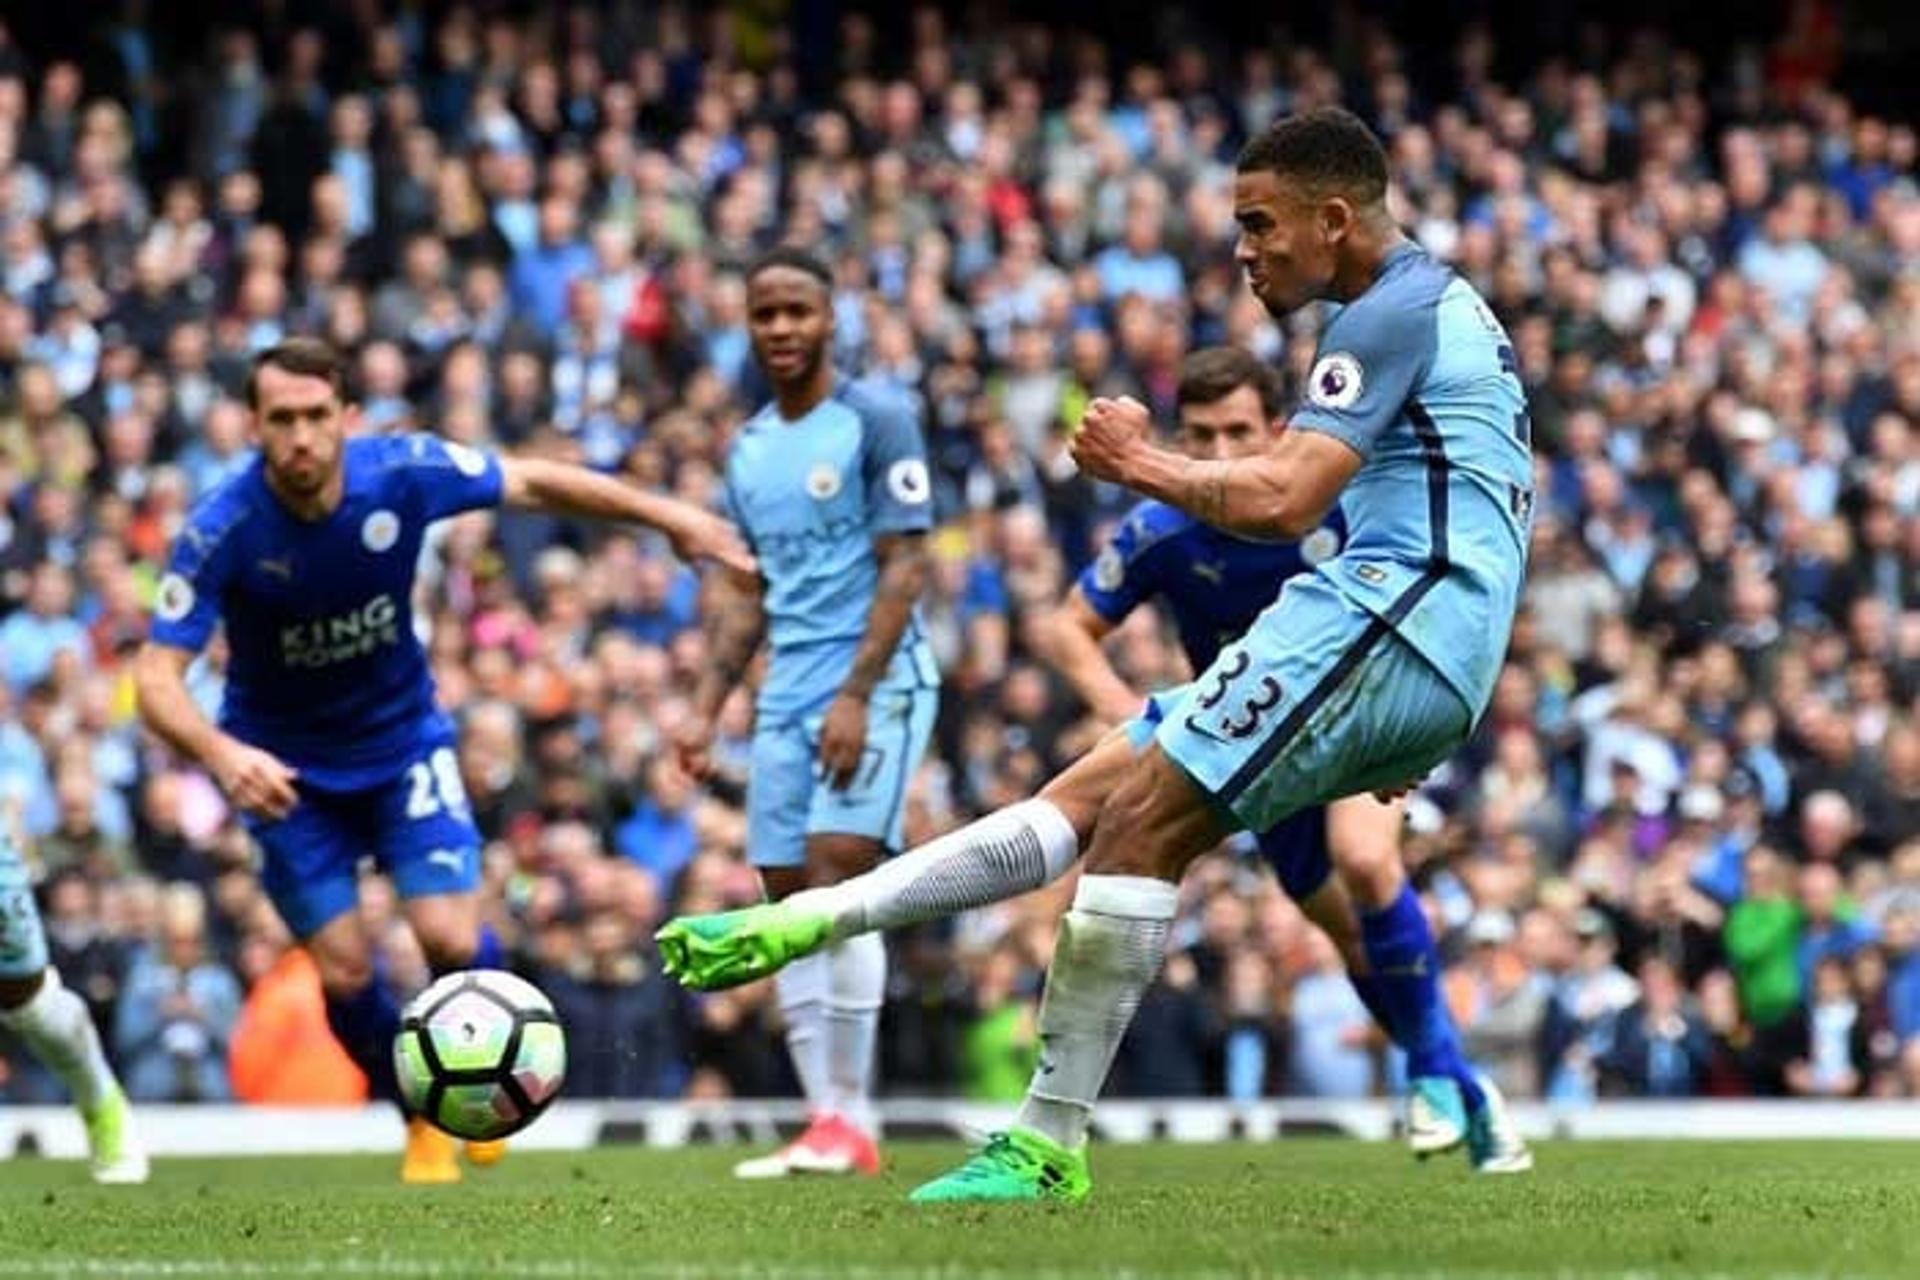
[
  {"left": 149, "top": 511, "right": 237, "bottom": 654},
  {"left": 393, "top": 434, "right": 506, "bottom": 520},
  {"left": 1077, "top": 505, "right": 1170, "bottom": 624},
  {"left": 851, "top": 384, "right": 934, "bottom": 536},
  {"left": 1290, "top": 292, "right": 1437, "bottom": 461}
]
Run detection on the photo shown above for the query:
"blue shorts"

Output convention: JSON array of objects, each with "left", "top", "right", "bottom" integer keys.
[
  {"left": 1154, "top": 573, "right": 1472, "bottom": 836},
  {"left": 747, "top": 683, "right": 939, "bottom": 869},
  {"left": 1128, "top": 697, "right": 1332, "bottom": 902},
  {"left": 245, "top": 733, "right": 481, "bottom": 939},
  {"left": 0, "top": 838, "right": 48, "bottom": 980}
]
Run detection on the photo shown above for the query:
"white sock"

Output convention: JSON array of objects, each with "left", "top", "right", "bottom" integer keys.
[
  {"left": 1015, "top": 874, "right": 1178, "bottom": 1150},
  {"left": 0, "top": 969, "right": 116, "bottom": 1111},
  {"left": 792, "top": 799, "right": 1081, "bottom": 938},
  {"left": 774, "top": 951, "right": 832, "bottom": 1115},
  {"left": 825, "top": 932, "right": 886, "bottom": 1136}
]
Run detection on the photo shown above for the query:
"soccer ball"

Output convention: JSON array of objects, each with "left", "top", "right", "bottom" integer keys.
[{"left": 393, "top": 970, "right": 567, "bottom": 1141}]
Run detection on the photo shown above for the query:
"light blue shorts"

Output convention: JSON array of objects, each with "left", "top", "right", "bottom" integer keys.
[
  {"left": 747, "top": 683, "right": 939, "bottom": 868},
  {"left": 0, "top": 838, "right": 48, "bottom": 980},
  {"left": 1155, "top": 573, "right": 1471, "bottom": 835}
]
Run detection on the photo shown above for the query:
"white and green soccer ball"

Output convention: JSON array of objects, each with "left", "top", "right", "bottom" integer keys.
[{"left": 394, "top": 970, "right": 567, "bottom": 1141}]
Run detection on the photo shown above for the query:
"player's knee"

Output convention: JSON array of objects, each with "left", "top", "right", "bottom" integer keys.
[
  {"left": 413, "top": 921, "right": 478, "bottom": 972},
  {"left": 1329, "top": 825, "right": 1404, "bottom": 909},
  {"left": 0, "top": 971, "right": 46, "bottom": 1010}
]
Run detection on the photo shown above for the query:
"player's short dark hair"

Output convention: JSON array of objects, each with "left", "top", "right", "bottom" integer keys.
[
  {"left": 247, "top": 338, "right": 348, "bottom": 408},
  {"left": 1177, "top": 347, "right": 1285, "bottom": 421},
  {"left": 1237, "top": 107, "right": 1389, "bottom": 207},
  {"left": 745, "top": 245, "right": 833, "bottom": 293}
]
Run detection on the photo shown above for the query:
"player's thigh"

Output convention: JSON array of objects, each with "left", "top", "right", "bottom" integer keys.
[
  {"left": 0, "top": 843, "right": 48, "bottom": 1002},
  {"left": 247, "top": 793, "right": 362, "bottom": 943},
  {"left": 804, "top": 684, "right": 938, "bottom": 858},
  {"left": 365, "top": 739, "right": 483, "bottom": 923},
  {"left": 747, "top": 715, "right": 815, "bottom": 875},
  {"left": 1038, "top": 717, "right": 1161, "bottom": 842},
  {"left": 1154, "top": 577, "right": 1469, "bottom": 836},
  {"left": 1081, "top": 744, "right": 1229, "bottom": 881}
]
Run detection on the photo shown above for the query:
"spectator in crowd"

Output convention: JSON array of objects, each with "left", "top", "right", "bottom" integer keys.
[{"left": 113, "top": 883, "right": 241, "bottom": 1101}]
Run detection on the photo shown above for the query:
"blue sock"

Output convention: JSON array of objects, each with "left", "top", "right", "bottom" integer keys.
[
  {"left": 1359, "top": 884, "right": 1486, "bottom": 1112},
  {"left": 325, "top": 979, "right": 403, "bottom": 1107}
]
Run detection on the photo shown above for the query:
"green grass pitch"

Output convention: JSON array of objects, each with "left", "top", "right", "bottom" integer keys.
[{"left": 3, "top": 1140, "right": 1918, "bottom": 1278}]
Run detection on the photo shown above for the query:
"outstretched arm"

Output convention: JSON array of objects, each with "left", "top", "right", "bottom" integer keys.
[
  {"left": 817, "top": 531, "right": 931, "bottom": 789},
  {"left": 1071, "top": 397, "right": 1361, "bottom": 541},
  {"left": 498, "top": 455, "right": 755, "bottom": 573}
]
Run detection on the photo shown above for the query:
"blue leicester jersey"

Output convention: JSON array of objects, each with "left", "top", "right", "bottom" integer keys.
[
  {"left": 723, "top": 379, "right": 938, "bottom": 716},
  {"left": 1288, "top": 242, "right": 1535, "bottom": 719},
  {"left": 150, "top": 434, "right": 504, "bottom": 788},
  {"left": 1077, "top": 500, "right": 1347, "bottom": 673}
]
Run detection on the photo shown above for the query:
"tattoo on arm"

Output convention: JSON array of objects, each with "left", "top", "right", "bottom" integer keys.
[
  {"left": 841, "top": 533, "right": 930, "bottom": 700},
  {"left": 1192, "top": 466, "right": 1231, "bottom": 525}
]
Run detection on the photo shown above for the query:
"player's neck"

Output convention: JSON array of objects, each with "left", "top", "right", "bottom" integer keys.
[
  {"left": 770, "top": 367, "right": 835, "bottom": 421},
  {"left": 1328, "top": 220, "right": 1409, "bottom": 304},
  {"left": 265, "top": 466, "right": 346, "bottom": 522}
]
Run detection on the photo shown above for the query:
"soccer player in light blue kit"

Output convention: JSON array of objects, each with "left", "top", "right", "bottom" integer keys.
[
  {"left": 1036, "top": 345, "right": 1494, "bottom": 1159},
  {"left": 133, "top": 338, "right": 751, "bottom": 1183},
  {"left": 659, "top": 108, "right": 1535, "bottom": 1199},
  {"left": 0, "top": 825, "right": 146, "bottom": 1182},
  {"left": 674, "top": 248, "right": 939, "bottom": 1180}
]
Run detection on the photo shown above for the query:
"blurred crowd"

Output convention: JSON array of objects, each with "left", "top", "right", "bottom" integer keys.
[{"left": 0, "top": 3, "right": 1914, "bottom": 1108}]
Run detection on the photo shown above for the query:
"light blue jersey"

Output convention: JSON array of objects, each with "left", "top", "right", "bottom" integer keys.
[
  {"left": 1156, "top": 242, "right": 1534, "bottom": 833},
  {"left": 723, "top": 378, "right": 940, "bottom": 866},
  {"left": 723, "top": 378, "right": 940, "bottom": 717},
  {"left": 1289, "top": 241, "right": 1534, "bottom": 719}
]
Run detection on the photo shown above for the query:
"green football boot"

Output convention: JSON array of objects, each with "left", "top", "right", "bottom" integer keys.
[
  {"left": 84, "top": 1085, "right": 149, "bottom": 1185},
  {"left": 654, "top": 901, "right": 835, "bottom": 990},
  {"left": 908, "top": 1129, "right": 1091, "bottom": 1205}
]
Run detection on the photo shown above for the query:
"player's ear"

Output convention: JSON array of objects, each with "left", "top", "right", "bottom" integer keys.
[
  {"left": 339, "top": 401, "right": 363, "bottom": 437},
  {"left": 1319, "top": 195, "right": 1355, "bottom": 245}
]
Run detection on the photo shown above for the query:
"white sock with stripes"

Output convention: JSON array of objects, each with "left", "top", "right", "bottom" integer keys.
[{"left": 1015, "top": 874, "right": 1178, "bottom": 1149}]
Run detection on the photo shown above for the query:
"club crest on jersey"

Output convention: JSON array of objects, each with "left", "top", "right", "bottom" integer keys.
[
  {"left": 361, "top": 510, "right": 401, "bottom": 553},
  {"left": 155, "top": 573, "right": 194, "bottom": 623},
  {"left": 1308, "top": 352, "right": 1364, "bottom": 410},
  {"left": 806, "top": 463, "right": 843, "bottom": 501},
  {"left": 1300, "top": 525, "right": 1342, "bottom": 566},
  {"left": 1093, "top": 548, "right": 1125, "bottom": 592},
  {"left": 886, "top": 458, "right": 931, "bottom": 506}
]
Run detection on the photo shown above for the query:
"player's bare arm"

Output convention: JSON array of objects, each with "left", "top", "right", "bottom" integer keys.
[
  {"left": 1073, "top": 396, "right": 1360, "bottom": 541},
  {"left": 1037, "top": 588, "right": 1140, "bottom": 725},
  {"left": 819, "top": 530, "right": 930, "bottom": 790},
  {"left": 677, "top": 564, "right": 767, "bottom": 780},
  {"left": 132, "top": 643, "right": 299, "bottom": 820},
  {"left": 496, "top": 455, "right": 755, "bottom": 573}
]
